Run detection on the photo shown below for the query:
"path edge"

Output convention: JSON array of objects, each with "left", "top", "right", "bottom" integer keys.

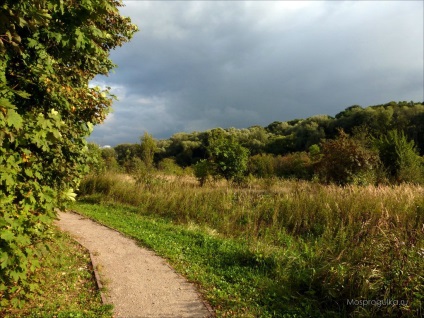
[
  {"left": 56, "top": 210, "right": 109, "bottom": 305},
  {"left": 88, "top": 250, "right": 108, "bottom": 304},
  {"left": 62, "top": 209, "right": 215, "bottom": 317}
]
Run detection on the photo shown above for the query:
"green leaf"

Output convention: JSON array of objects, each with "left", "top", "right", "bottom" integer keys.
[
  {"left": 14, "top": 90, "right": 31, "bottom": 99},
  {"left": 0, "top": 98, "right": 15, "bottom": 109},
  {"left": 63, "top": 188, "right": 77, "bottom": 201},
  {"left": 1, "top": 230, "right": 14, "bottom": 242},
  {"left": 6, "top": 109, "right": 23, "bottom": 129},
  {"left": 0, "top": 252, "right": 9, "bottom": 269},
  {"left": 18, "top": 17, "right": 27, "bottom": 27},
  {"left": 25, "top": 168, "right": 34, "bottom": 177}
]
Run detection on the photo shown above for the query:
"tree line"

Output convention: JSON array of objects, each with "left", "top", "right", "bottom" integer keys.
[{"left": 95, "top": 101, "right": 424, "bottom": 185}]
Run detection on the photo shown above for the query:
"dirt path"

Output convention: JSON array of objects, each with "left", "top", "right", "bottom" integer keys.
[{"left": 55, "top": 211, "right": 213, "bottom": 318}]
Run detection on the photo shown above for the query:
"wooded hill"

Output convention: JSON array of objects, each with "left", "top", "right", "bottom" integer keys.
[{"left": 102, "top": 101, "right": 424, "bottom": 185}]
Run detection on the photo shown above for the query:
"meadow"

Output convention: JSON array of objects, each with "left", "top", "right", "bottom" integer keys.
[{"left": 73, "top": 171, "right": 424, "bottom": 317}]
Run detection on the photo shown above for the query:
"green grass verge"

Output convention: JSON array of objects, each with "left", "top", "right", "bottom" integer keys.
[
  {"left": 70, "top": 202, "right": 342, "bottom": 317},
  {"left": 71, "top": 202, "right": 282, "bottom": 317},
  {"left": 1, "top": 228, "right": 113, "bottom": 318}
]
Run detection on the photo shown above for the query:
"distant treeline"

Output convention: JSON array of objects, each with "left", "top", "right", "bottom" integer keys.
[{"left": 95, "top": 101, "right": 424, "bottom": 184}]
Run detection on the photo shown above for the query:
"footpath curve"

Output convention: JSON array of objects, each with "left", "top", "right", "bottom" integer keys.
[{"left": 55, "top": 211, "right": 213, "bottom": 318}]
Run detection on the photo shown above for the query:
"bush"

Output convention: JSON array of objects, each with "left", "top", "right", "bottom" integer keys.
[
  {"left": 158, "top": 158, "right": 185, "bottom": 176},
  {"left": 316, "top": 130, "right": 380, "bottom": 185},
  {"left": 376, "top": 130, "right": 424, "bottom": 184},
  {"left": 275, "top": 152, "right": 314, "bottom": 180},
  {"left": 248, "top": 154, "right": 275, "bottom": 178},
  {"left": 193, "top": 159, "right": 213, "bottom": 186}
]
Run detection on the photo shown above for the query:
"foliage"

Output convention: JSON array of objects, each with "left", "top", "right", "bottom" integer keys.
[
  {"left": 0, "top": 0, "right": 136, "bottom": 307},
  {"left": 249, "top": 152, "right": 315, "bottom": 180},
  {"left": 114, "top": 143, "right": 142, "bottom": 167},
  {"left": 86, "top": 143, "right": 105, "bottom": 173},
  {"left": 206, "top": 128, "right": 250, "bottom": 182},
  {"left": 157, "top": 158, "right": 184, "bottom": 176},
  {"left": 248, "top": 154, "right": 275, "bottom": 178},
  {"left": 139, "top": 131, "right": 158, "bottom": 170},
  {"left": 193, "top": 159, "right": 213, "bottom": 186},
  {"left": 317, "top": 129, "right": 380, "bottom": 185},
  {"left": 274, "top": 151, "right": 314, "bottom": 180},
  {"left": 100, "top": 147, "right": 119, "bottom": 171},
  {"left": 111, "top": 101, "right": 423, "bottom": 183},
  {"left": 375, "top": 130, "right": 424, "bottom": 184}
]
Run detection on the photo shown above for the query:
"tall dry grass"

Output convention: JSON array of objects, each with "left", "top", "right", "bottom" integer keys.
[{"left": 79, "top": 172, "right": 424, "bottom": 316}]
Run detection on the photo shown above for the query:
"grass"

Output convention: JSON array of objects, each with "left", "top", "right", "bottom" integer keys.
[
  {"left": 1, "top": 228, "right": 113, "bottom": 318},
  {"left": 70, "top": 202, "right": 288, "bottom": 317},
  {"left": 75, "top": 171, "right": 424, "bottom": 317}
]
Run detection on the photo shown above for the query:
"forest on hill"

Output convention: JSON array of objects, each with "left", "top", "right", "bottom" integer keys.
[{"left": 97, "top": 101, "right": 424, "bottom": 185}]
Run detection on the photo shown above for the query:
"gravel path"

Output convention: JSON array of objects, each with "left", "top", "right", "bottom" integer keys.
[{"left": 55, "top": 211, "right": 213, "bottom": 318}]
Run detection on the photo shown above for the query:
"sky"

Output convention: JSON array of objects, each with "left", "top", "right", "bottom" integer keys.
[{"left": 89, "top": 1, "right": 424, "bottom": 147}]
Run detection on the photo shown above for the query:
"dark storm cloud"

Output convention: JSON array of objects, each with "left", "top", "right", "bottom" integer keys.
[{"left": 89, "top": 1, "right": 423, "bottom": 146}]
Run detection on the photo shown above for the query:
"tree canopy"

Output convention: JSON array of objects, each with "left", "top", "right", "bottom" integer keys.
[{"left": 109, "top": 101, "right": 424, "bottom": 185}]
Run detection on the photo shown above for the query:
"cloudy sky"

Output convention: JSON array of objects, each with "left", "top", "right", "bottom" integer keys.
[{"left": 89, "top": 1, "right": 424, "bottom": 146}]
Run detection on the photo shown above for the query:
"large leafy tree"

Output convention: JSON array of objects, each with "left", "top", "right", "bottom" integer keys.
[
  {"left": 206, "top": 128, "right": 250, "bottom": 182},
  {"left": 0, "top": 0, "right": 136, "bottom": 307}
]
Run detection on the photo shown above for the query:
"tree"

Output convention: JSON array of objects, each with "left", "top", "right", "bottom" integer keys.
[
  {"left": 317, "top": 130, "right": 380, "bottom": 185},
  {"left": 206, "top": 128, "right": 250, "bottom": 182},
  {"left": 0, "top": 0, "right": 137, "bottom": 307},
  {"left": 114, "top": 143, "right": 142, "bottom": 166},
  {"left": 248, "top": 154, "right": 275, "bottom": 178},
  {"left": 193, "top": 159, "right": 212, "bottom": 186},
  {"left": 140, "top": 132, "right": 158, "bottom": 170},
  {"left": 101, "top": 147, "right": 119, "bottom": 171},
  {"left": 375, "top": 130, "right": 424, "bottom": 184}
]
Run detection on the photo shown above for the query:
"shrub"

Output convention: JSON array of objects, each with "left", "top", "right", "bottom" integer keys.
[
  {"left": 158, "top": 158, "right": 185, "bottom": 176},
  {"left": 193, "top": 159, "right": 213, "bottom": 186},
  {"left": 275, "top": 152, "right": 314, "bottom": 180},
  {"left": 248, "top": 154, "right": 275, "bottom": 178},
  {"left": 375, "top": 130, "right": 424, "bottom": 184},
  {"left": 316, "top": 130, "right": 380, "bottom": 185},
  {"left": 0, "top": 0, "right": 136, "bottom": 308}
]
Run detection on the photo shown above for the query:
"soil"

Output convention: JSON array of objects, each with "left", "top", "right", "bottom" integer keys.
[{"left": 55, "top": 211, "right": 213, "bottom": 318}]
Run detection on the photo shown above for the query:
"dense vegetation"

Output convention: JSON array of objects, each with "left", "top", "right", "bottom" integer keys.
[
  {"left": 78, "top": 100, "right": 424, "bottom": 316},
  {"left": 104, "top": 101, "right": 424, "bottom": 185},
  {"left": 0, "top": 0, "right": 136, "bottom": 308},
  {"left": 76, "top": 171, "right": 424, "bottom": 317}
]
